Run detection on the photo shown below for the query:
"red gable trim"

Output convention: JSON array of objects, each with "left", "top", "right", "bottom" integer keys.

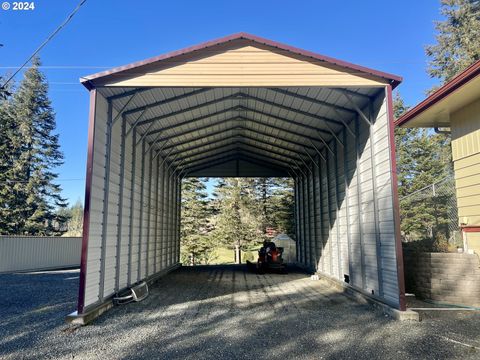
[
  {"left": 395, "top": 59, "right": 480, "bottom": 127},
  {"left": 81, "top": 32, "right": 402, "bottom": 90}
]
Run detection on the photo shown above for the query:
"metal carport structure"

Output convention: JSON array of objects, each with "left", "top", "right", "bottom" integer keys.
[{"left": 71, "top": 33, "right": 406, "bottom": 323}]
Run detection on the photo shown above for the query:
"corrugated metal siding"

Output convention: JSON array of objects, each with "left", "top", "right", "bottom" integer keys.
[
  {"left": 83, "top": 94, "right": 182, "bottom": 311},
  {"left": 0, "top": 236, "right": 81, "bottom": 273},
  {"left": 296, "top": 89, "right": 400, "bottom": 308}
]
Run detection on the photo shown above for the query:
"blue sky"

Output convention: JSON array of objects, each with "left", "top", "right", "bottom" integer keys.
[{"left": 1, "top": 0, "right": 443, "bottom": 205}]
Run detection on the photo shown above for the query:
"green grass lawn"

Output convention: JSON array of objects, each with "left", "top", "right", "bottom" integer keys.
[{"left": 210, "top": 246, "right": 258, "bottom": 265}]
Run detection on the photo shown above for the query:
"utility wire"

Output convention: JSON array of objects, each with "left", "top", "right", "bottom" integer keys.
[
  {"left": 0, "top": 178, "right": 86, "bottom": 184},
  {"left": 0, "top": 0, "right": 87, "bottom": 92}
]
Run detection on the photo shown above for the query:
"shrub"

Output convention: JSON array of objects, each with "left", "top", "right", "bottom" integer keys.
[{"left": 243, "top": 251, "right": 254, "bottom": 262}]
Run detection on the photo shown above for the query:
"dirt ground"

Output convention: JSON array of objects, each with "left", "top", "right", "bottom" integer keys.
[{"left": 1, "top": 265, "right": 479, "bottom": 359}]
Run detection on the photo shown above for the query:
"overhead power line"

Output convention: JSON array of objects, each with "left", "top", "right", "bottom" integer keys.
[{"left": 0, "top": 0, "right": 87, "bottom": 92}]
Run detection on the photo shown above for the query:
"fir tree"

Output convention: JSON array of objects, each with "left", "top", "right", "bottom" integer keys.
[
  {"left": 394, "top": 92, "right": 453, "bottom": 241},
  {"left": 267, "top": 177, "right": 295, "bottom": 235},
  {"left": 180, "top": 178, "right": 216, "bottom": 265},
  {"left": 6, "top": 57, "right": 67, "bottom": 235},
  {"left": 57, "top": 199, "right": 84, "bottom": 236},
  {"left": 0, "top": 80, "right": 17, "bottom": 233},
  {"left": 426, "top": 0, "right": 480, "bottom": 83},
  {"left": 211, "top": 178, "right": 262, "bottom": 263}
]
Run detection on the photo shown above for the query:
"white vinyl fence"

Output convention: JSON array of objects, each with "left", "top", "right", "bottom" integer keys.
[{"left": 0, "top": 236, "right": 82, "bottom": 273}]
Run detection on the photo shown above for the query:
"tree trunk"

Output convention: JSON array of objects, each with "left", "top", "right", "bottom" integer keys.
[{"left": 234, "top": 245, "right": 241, "bottom": 264}]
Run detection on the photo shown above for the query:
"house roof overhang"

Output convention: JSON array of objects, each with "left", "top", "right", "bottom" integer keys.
[{"left": 396, "top": 59, "right": 480, "bottom": 128}]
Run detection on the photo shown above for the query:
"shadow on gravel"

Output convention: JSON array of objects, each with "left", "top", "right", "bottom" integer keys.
[
  {"left": 0, "top": 270, "right": 79, "bottom": 359},
  {"left": 1, "top": 265, "right": 479, "bottom": 360}
]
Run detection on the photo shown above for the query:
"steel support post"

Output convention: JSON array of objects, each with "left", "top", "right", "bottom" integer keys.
[
  {"left": 305, "top": 171, "right": 311, "bottom": 267},
  {"left": 311, "top": 161, "right": 318, "bottom": 270},
  {"left": 170, "top": 173, "right": 175, "bottom": 265},
  {"left": 324, "top": 147, "right": 334, "bottom": 276},
  {"left": 309, "top": 163, "right": 316, "bottom": 269},
  {"left": 160, "top": 161, "right": 166, "bottom": 269},
  {"left": 368, "top": 101, "right": 384, "bottom": 297},
  {"left": 99, "top": 100, "right": 113, "bottom": 301},
  {"left": 164, "top": 166, "right": 171, "bottom": 266},
  {"left": 294, "top": 179, "right": 300, "bottom": 263},
  {"left": 154, "top": 154, "right": 160, "bottom": 274},
  {"left": 127, "top": 130, "right": 137, "bottom": 286},
  {"left": 343, "top": 129, "right": 354, "bottom": 282},
  {"left": 114, "top": 114, "right": 127, "bottom": 293},
  {"left": 354, "top": 115, "right": 367, "bottom": 290},
  {"left": 333, "top": 140, "right": 342, "bottom": 279},
  {"left": 145, "top": 147, "right": 153, "bottom": 277},
  {"left": 318, "top": 154, "right": 326, "bottom": 273},
  {"left": 302, "top": 175, "right": 308, "bottom": 266},
  {"left": 137, "top": 140, "right": 146, "bottom": 281}
]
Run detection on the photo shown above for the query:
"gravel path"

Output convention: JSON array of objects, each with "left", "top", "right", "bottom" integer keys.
[{"left": 1, "top": 265, "right": 479, "bottom": 359}]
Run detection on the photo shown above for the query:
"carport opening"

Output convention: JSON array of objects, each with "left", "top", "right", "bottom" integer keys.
[
  {"left": 179, "top": 176, "right": 295, "bottom": 266},
  {"left": 80, "top": 84, "right": 405, "bottom": 315}
]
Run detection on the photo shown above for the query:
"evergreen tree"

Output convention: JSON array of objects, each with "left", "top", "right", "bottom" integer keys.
[
  {"left": 180, "top": 178, "right": 216, "bottom": 265},
  {"left": 58, "top": 199, "right": 84, "bottom": 236},
  {"left": 211, "top": 178, "right": 262, "bottom": 263},
  {"left": 268, "top": 177, "right": 295, "bottom": 235},
  {"left": 5, "top": 57, "right": 67, "bottom": 235},
  {"left": 394, "top": 92, "right": 416, "bottom": 198},
  {"left": 426, "top": 0, "right": 480, "bottom": 83},
  {"left": 0, "top": 80, "right": 17, "bottom": 234},
  {"left": 394, "top": 92, "right": 453, "bottom": 241}
]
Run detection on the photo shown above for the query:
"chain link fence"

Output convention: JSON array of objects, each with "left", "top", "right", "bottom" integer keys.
[{"left": 399, "top": 176, "right": 461, "bottom": 247}]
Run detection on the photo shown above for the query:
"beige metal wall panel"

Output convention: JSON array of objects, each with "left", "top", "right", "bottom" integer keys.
[
  {"left": 295, "top": 89, "right": 400, "bottom": 308},
  {"left": 454, "top": 152, "right": 480, "bottom": 226},
  {"left": 103, "top": 44, "right": 388, "bottom": 88},
  {"left": 371, "top": 95, "right": 399, "bottom": 306},
  {"left": 0, "top": 236, "right": 81, "bottom": 273},
  {"left": 83, "top": 95, "right": 182, "bottom": 312},
  {"left": 451, "top": 98, "right": 480, "bottom": 162},
  {"left": 103, "top": 109, "right": 122, "bottom": 297}
]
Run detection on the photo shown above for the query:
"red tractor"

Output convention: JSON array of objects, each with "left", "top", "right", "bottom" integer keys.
[{"left": 254, "top": 241, "right": 287, "bottom": 274}]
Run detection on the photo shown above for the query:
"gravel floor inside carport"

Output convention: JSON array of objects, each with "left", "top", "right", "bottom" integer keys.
[{"left": 1, "top": 265, "right": 479, "bottom": 360}]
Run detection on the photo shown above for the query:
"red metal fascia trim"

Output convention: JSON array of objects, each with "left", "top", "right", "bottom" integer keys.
[
  {"left": 77, "top": 89, "right": 97, "bottom": 314},
  {"left": 461, "top": 226, "right": 480, "bottom": 233},
  {"left": 386, "top": 85, "right": 407, "bottom": 311},
  {"left": 80, "top": 32, "right": 402, "bottom": 89},
  {"left": 395, "top": 59, "right": 480, "bottom": 127}
]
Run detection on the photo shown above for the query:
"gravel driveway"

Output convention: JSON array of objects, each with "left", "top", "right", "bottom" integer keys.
[{"left": 1, "top": 265, "right": 479, "bottom": 359}]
